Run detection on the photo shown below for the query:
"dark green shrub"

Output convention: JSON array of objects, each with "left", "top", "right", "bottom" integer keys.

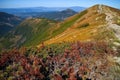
[{"left": 78, "top": 23, "right": 90, "bottom": 28}]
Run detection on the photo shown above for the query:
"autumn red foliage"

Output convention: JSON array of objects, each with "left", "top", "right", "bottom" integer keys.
[{"left": 0, "top": 41, "right": 116, "bottom": 80}]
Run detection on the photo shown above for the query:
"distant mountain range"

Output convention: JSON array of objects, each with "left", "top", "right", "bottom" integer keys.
[
  {"left": 0, "top": 12, "right": 22, "bottom": 36},
  {"left": 14, "top": 9, "right": 77, "bottom": 21},
  {"left": 0, "top": 6, "right": 85, "bottom": 14},
  {"left": 0, "top": 9, "right": 78, "bottom": 36},
  {"left": 0, "top": 6, "right": 85, "bottom": 20}
]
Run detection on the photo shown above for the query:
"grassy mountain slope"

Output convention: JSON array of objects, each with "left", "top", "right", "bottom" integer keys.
[
  {"left": 0, "top": 9, "right": 78, "bottom": 50},
  {"left": 0, "top": 18, "right": 58, "bottom": 50},
  {"left": 0, "top": 5, "right": 120, "bottom": 80},
  {"left": 0, "top": 12, "right": 22, "bottom": 36},
  {"left": 0, "top": 4, "right": 120, "bottom": 50},
  {"left": 44, "top": 5, "right": 120, "bottom": 45}
]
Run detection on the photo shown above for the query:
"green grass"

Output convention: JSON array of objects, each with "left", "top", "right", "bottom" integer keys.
[
  {"left": 109, "top": 63, "right": 120, "bottom": 79},
  {"left": 0, "top": 18, "right": 57, "bottom": 49},
  {"left": 47, "top": 42, "right": 71, "bottom": 54},
  {"left": 25, "top": 42, "right": 71, "bottom": 58},
  {"left": 0, "top": 38, "right": 14, "bottom": 49},
  {"left": 95, "top": 26, "right": 116, "bottom": 41},
  {"left": 78, "top": 23, "right": 90, "bottom": 28},
  {"left": 51, "top": 10, "right": 88, "bottom": 37},
  {"left": 24, "top": 10, "right": 88, "bottom": 46},
  {"left": 0, "top": 10, "right": 88, "bottom": 50},
  {"left": 19, "top": 19, "right": 57, "bottom": 47}
]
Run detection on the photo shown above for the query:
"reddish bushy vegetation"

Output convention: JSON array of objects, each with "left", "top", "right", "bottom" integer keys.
[{"left": 0, "top": 41, "right": 116, "bottom": 80}]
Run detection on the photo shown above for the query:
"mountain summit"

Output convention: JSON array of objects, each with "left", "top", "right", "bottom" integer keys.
[{"left": 44, "top": 4, "right": 120, "bottom": 45}]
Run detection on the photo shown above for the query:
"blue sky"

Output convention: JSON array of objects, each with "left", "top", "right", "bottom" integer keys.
[{"left": 0, "top": 0, "right": 120, "bottom": 8}]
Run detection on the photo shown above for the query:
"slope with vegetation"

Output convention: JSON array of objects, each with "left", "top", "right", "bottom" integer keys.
[
  {"left": 0, "top": 12, "right": 22, "bottom": 36},
  {"left": 0, "top": 41, "right": 119, "bottom": 80},
  {"left": 0, "top": 4, "right": 120, "bottom": 80},
  {"left": 0, "top": 5, "right": 120, "bottom": 51},
  {"left": 0, "top": 18, "right": 58, "bottom": 50},
  {"left": 44, "top": 5, "right": 120, "bottom": 45}
]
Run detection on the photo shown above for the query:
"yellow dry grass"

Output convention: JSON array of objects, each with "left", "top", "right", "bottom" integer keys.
[
  {"left": 44, "top": 24, "right": 103, "bottom": 45},
  {"left": 41, "top": 5, "right": 118, "bottom": 45},
  {"left": 44, "top": 6, "right": 107, "bottom": 45}
]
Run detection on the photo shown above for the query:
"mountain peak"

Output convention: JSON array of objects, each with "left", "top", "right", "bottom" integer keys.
[
  {"left": 61, "top": 8, "right": 76, "bottom": 13},
  {"left": 44, "top": 4, "right": 120, "bottom": 45},
  {"left": 89, "top": 4, "right": 120, "bottom": 14}
]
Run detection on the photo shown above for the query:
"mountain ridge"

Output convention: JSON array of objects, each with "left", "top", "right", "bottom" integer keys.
[
  {"left": 15, "top": 9, "right": 77, "bottom": 21},
  {"left": 43, "top": 4, "right": 120, "bottom": 46},
  {"left": 0, "top": 6, "right": 85, "bottom": 14},
  {"left": 0, "top": 4, "right": 120, "bottom": 50}
]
